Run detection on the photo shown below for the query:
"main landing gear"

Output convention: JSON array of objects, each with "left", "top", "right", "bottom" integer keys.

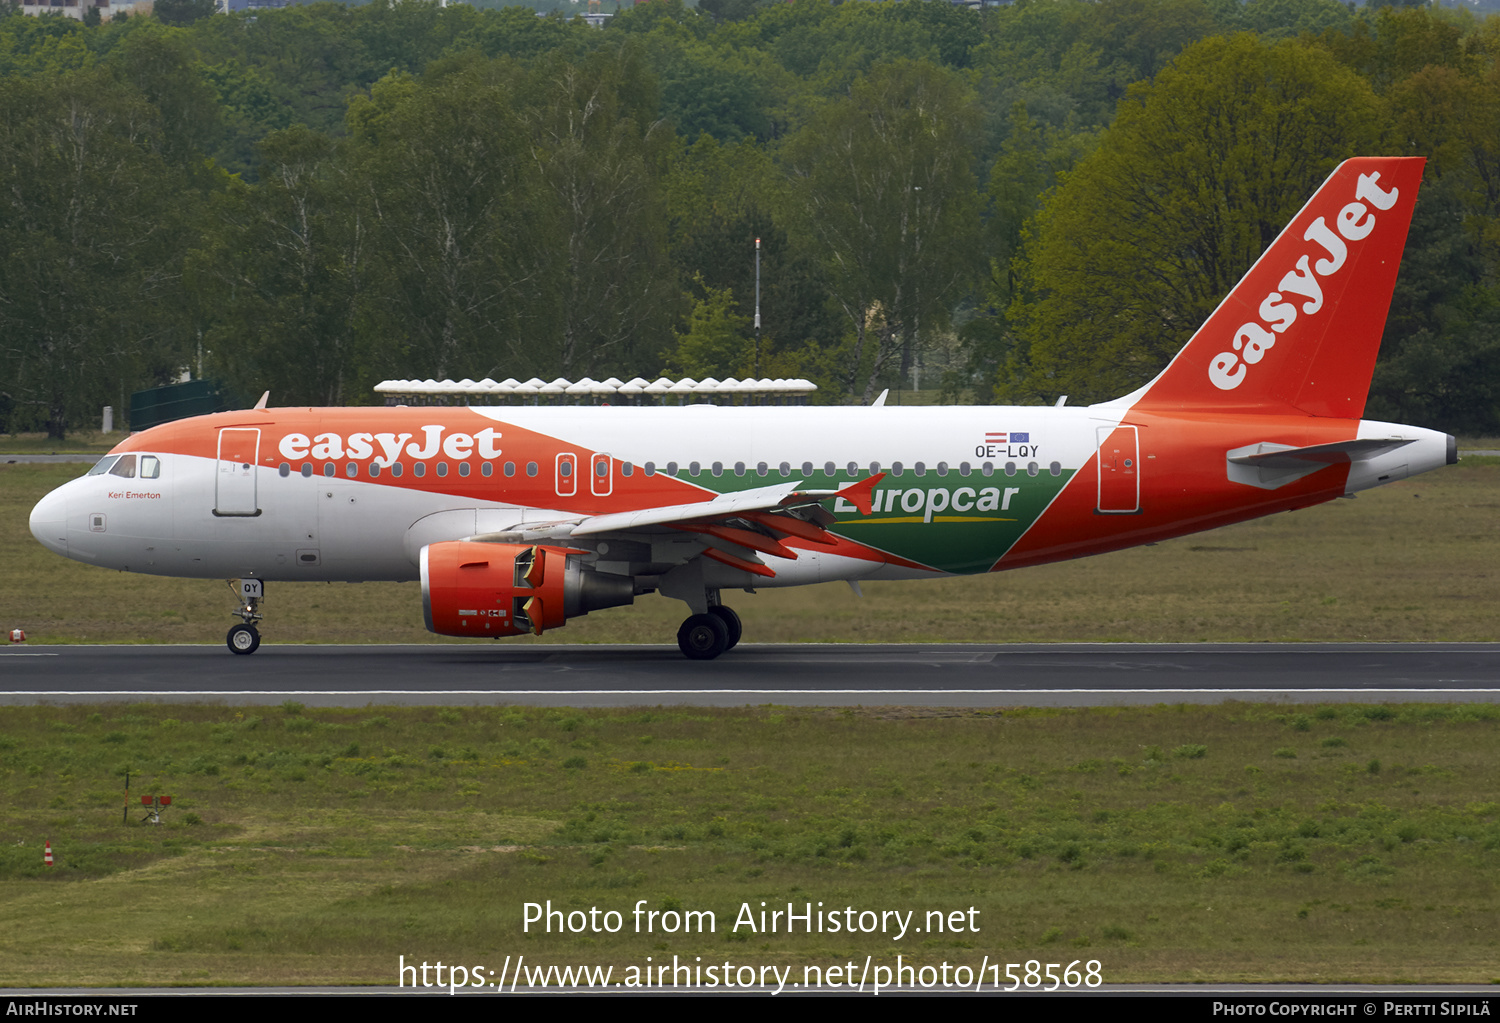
[
  {"left": 676, "top": 603, "right": 742, "bottom": 661},
  {"left": 226, "top": 578, "right": 264, "bottom": 655}
]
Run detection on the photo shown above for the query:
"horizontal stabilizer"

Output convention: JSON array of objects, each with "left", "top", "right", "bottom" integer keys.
[{"left": 1226, "top": 437, "right": 1414, "bottom": 490}]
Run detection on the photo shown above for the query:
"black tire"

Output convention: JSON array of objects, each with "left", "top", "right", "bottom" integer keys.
[
  {"left": 227, "top": 623, "right": 260, "bottom": 655},
  {"left": 708, "top": 605, "right": 742, "bottom": 650},
  {"left": 677, "top": 613, "right": 729, "bottom": 660}
]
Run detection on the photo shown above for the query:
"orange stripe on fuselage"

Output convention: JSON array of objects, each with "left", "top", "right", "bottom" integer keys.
[
  {"left": 111, "top": 408, "right": 928, "bottom": 571},
  {"left": 112, "top": 408, "right": 706, "bottom": 516},
  {"left": 992, "top": 410, "right": 1359, "bottom": 571}
]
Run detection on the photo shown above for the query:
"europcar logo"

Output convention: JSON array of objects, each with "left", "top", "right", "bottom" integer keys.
[
  {"left": 838, "top": 484, "right": 1023, "bottom": 523},
  {"left": 1208, "top": 171, "right": 1401, "bottom": 391}
]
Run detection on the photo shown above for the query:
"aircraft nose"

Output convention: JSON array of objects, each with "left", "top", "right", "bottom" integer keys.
[{"left": 29, "top": 486, "right": 68, "bottom": 556}]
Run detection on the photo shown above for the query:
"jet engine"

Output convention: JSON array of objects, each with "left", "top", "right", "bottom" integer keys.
[{"left": 420, "top": 541, "right": 634, "bottom": 638}]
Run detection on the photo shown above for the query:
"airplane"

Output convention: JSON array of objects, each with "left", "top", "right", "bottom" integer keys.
[{"left": 28, "top": 156, "right": 1455, "bottom": 660}]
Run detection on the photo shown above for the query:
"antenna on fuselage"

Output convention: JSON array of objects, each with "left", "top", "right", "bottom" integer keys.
[
  {"left": 871, "top": 389, "right": 888, "bottom": 408},
  {"left": 252, "top": 391, "right": 270, "bottom": 410}
]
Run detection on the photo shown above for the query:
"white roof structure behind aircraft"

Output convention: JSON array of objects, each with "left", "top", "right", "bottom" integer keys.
[{"left": 374, "top": 376, "right": 817, "bottom": 406}]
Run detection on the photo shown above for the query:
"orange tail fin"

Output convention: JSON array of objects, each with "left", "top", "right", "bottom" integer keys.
[{"left": 1130, "top": 157, "right": 1425, "bottom": 419}]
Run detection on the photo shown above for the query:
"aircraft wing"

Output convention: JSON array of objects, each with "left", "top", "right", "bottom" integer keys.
[{"left": 571, "top": 474, "right": 883, "bottom": 537}]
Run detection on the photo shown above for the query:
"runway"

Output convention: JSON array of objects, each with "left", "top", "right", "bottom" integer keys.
[{"left": 3, "top": 642, "right": 1499, "bottom": 707}]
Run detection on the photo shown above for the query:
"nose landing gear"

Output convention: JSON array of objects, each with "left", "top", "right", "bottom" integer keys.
[{"left": 226, "top": 578, "right": 265, "bottom": 655}]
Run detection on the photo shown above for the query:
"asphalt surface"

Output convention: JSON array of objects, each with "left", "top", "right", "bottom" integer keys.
[{"left": 4, "top": 642, "right": 1499, "bottom": 707}]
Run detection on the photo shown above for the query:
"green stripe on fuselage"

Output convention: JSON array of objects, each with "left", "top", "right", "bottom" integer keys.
[
  {"left": 828, "top": 472, "right": 1072, "bottom": 573},
  {"left": 674, "top": 469, "right": 1074, "bottom": 575}
]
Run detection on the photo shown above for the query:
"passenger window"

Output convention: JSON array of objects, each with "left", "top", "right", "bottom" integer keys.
[{"left": 108, "top": 455, "right": 137, "bottom": 479}]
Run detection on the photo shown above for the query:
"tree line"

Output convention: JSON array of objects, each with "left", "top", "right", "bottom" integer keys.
[{"left": 0, "top": 0, "right": 1497, "bottom": 438}]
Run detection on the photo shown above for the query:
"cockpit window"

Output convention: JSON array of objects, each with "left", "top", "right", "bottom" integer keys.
[
  {"left": 87, "top": 456, "right": 120, "bottom": 476},
  {"left": 139, "top": 455, "right": 161, "bottom": 479},
  {"left": 108, "top": 454, "right": 137, "bottom": 479}
]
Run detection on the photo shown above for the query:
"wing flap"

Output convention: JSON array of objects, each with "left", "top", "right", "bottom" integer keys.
[{"left": 570, "top": 474, "right": 885, "bottom": 537}]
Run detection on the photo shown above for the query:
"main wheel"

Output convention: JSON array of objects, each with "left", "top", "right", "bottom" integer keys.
[
  {"left": 227, "top": 623, "right": 260, "bottom": 655},
  {"left": 708, "top": 605, "right": 742, "bottom": 650},
  {"left": 677, "top": 613, "right": 730, "bottom": 660}
]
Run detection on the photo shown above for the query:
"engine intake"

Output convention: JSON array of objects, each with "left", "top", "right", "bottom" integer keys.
[{"left": 420, "top": 541, "right": 634, "bottom": 638}]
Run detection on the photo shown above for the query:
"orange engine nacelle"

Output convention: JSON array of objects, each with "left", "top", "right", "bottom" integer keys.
[{"left": 420, "top": 541, "right": 634, "bottom": 638}]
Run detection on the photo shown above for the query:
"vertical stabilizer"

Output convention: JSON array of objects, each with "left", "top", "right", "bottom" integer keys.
[{"left": 1130, "top": 157, "right": 1425, "bottom": 419}]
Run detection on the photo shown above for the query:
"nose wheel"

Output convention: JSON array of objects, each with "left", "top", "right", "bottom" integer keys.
[
  {"left": 227, "top": 623, "right": 260, "bottom": 655},
  {"left": 226, "top": 578, "right": 265, "bottom": 655}
]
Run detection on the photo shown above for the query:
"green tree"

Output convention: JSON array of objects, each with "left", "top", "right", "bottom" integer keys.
[
  {"left": 1008, "top": 34, "right": 1384, "bottom": 404},
  {"left": 188, "top": 125, "right": 372, "bottom": 407},
  {"left": 153, "top": 0, "right": 215, "bottom": 27},
  {"left": 780, "top": 60, "right": 983, "bottom": 401},
  {"left": 662, "top": 280, "right": 752, "bottom": 378},
  {"left": 666, "top": 134, "right": 842, "bottom": 382},
  {"left": 960, "top": 104, "right": 1096, "bottom": 396},
  {"left": 349, "top": 61, "right": 549, "bottom": 381},
  {"left": 1364, "top": 60, "right": 1500, "bottom": 434},
  {"left": 519, "top": 44, "right": 680, "bottom": 376},
  {"left": 0, "top": 69, "right": 192, "bottom": 437}
]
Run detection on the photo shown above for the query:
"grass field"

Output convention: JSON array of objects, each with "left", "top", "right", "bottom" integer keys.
[
  {"left": 0, "top": 702, "right": 1497, "bottom": 987},
  {"left": 2, "top": 455, "right": 1497, "bottom": 988}
]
